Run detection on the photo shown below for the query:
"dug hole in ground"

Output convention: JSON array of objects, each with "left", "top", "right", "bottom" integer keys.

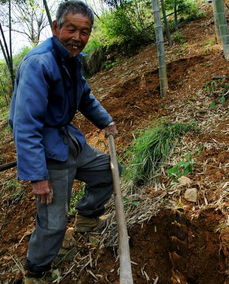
[{"left": 0, "top": 4, "right": 228, "bottom": 284}]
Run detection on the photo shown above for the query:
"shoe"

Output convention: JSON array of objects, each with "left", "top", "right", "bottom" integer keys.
[
  {"left": 23, "top": 273, "right": 47, "bottom": 284},
  {"left": 74, "top": 214, "right": 111, "bottom": 233},
  {"left": 24, "top": 278, "right": 47, "bottom": 284}
]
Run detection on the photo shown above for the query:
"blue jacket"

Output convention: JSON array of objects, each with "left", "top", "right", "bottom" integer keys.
[{"left": 9, "top": 36, "right": 113, "bottom": 181}]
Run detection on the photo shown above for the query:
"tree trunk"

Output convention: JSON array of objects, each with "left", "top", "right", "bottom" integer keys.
[
  {"left": 212, "top": 0, "right": 229, "bottom": 60},
  {"left": 151, "top": 0, "right": 168, "bottom": 97},
  {"left": 160, "top": 0, "right": 172, "bottom": 46},
  {"left": 212, "top": 1, "right": 220, "bottom": 42}
]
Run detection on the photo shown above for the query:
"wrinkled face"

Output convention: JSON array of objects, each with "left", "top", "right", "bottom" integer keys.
[{"left": 53, "top": 13, "right": 92, "bottom": 57}]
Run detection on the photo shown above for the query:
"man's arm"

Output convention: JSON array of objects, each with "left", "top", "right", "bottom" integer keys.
[
  {"left": 11, "top": 56, "right": 53, "bottom": 204},
  {"left": 11, "top": 58, "right": 53, "bottom": 204},
  {"left": 12, "top": 56, "right": 49, "bottom": 181}
]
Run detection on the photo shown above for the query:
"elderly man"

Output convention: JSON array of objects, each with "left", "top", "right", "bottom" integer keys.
[{"left": 9, "top": 1, "right": 118, "bottom": 282}]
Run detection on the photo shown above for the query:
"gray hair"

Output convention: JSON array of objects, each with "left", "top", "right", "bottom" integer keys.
[{"left": 56, "top": 1, "right": 94, "bottom": 28}]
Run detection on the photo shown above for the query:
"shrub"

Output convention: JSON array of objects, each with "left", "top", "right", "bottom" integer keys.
[
  {"left": 98, "top": 1, "right": 154, "bottom": 53},
  {"left": 84, "top": 37, "right": 102, "bottom": 54},
  {"left": 0, "top": 60, "right": 12, "bottom": 107},
  {"left": 0, "top": 46, "right": 31, "bottom": 107},
  {"left": 172, "top": 31, "right": 186, "bottom": 44}
]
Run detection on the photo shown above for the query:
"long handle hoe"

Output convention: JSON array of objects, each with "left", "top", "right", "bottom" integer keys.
[{"left": 108, "top": 134, "right": 133, "bottom": 284}]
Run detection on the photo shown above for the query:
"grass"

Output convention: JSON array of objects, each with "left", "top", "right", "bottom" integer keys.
[
  {"left": 0, "top": 107, "right": 9, "bottom": 121},
  {"left": 1, "top": 180, "right": 25, "bottom": 205},
  {"left": 0, "top": 123, "right": 11, "bottom": 138},
  {"left": 172, "top": 31, "right": 186, "bottom": 44},
  {"left": 123, "top": 121, "right": 195, "bottom": 187},
  {"left": 68, "top": 184, "right": 85, "bottom": 217},
  {"left": 204, "top": 78, "right": 229, "bottom": 109}
]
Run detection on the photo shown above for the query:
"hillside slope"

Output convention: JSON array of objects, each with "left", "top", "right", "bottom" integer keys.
[{"left": 0, "top": 5, "right": 228, "bottom": 283}]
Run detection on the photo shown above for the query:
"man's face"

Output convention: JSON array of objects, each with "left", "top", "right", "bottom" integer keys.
[{"left": 53, "top": 13, "right": 92, "bottom": 57}]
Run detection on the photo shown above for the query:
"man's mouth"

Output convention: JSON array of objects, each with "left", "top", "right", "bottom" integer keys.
[{"left": 67, "top": 42, "right": 81, "bottom": 50}]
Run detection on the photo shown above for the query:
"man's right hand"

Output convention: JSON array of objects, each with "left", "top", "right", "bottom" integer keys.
[{"left": 31, "top": 180, "right": 53, "bottom": 205}]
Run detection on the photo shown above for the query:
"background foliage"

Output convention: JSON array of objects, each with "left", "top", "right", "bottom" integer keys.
[{"left": 0, "top": 0, "right": 202, "bottom": 104}]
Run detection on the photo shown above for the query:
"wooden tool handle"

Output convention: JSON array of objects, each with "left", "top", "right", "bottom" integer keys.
[{"left": 108, "top": 134, "right": 133, "bottom": 284}]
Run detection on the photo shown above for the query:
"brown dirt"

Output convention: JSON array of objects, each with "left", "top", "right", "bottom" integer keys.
[{"left": 0, "top": 5, "right": 229, "bottom": 284}]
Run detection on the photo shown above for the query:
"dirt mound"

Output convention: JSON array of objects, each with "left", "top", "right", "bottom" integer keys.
[{"left": 77, "top": 210, "right": 227, "bottom": 284}]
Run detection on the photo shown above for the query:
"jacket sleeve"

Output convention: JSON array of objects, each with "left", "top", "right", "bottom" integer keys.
[
  {"left": 78, "top": 77, "right": 113, "bottom": 129},
  {"left": 11, "top": 56, "right": 49, "bottom": 181}
]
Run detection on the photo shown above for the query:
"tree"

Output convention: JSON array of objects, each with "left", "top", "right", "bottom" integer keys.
[
  {"left": 1, "top": 0, "right": 53, "bottom": 46},
  {"left": 164, "top": 0, "right": 199, "bottom": 30},
  {"left": 0, "top": 0, "right": 54, "bottom": 96},
  {"left": 11, "top": 0, "right": 49, "bottom": 45},
  {"left": 212, "top": 0, "right": 229, "bottom": 60},
  {"left": 151, "top": 0, "right": 168, "bottom": 97}
]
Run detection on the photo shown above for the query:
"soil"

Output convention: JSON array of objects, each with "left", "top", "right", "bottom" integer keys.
[{"left": 0, "top": 4, "right": 228, "bottom": 284}]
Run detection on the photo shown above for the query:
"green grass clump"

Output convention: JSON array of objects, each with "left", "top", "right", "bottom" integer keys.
[{"left": 123, "top": 121, "right": 194, "bottom": 187}]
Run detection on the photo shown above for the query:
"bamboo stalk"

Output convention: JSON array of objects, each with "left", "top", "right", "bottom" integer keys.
[
  {"left": 151, "top": 0, "right": 168, "bottom": 97},
  {"left": 212, "top": 0, "right": 229, "bottom": 60}
]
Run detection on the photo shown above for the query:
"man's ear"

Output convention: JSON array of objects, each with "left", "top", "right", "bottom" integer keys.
[{"left": 52, "top": 20, "right": 59, "bottom": 36}]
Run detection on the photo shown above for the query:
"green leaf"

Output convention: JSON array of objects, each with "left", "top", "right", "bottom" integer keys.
[
  {"left": 209, "top": 101, "right": 217, "bottom": 109},
  {"left": 220, "top": 96, "right": 226, "bottom": 105}
]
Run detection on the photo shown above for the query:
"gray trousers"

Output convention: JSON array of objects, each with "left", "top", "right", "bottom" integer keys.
[{"left": 26, "top": 137, "right": 113, "bottom": 272}]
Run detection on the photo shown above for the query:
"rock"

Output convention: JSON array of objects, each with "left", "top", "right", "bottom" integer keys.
[
  {"left": 184, "top": 188, "right": 198, "bottom": 203},
  {"left": 178, "top": 176, "right": 192, "bottom": 186}
]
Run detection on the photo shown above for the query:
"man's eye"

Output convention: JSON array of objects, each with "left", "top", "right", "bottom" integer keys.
[
  {"left": 68, "top": 29, "right": 75, "bottom": 33},
  {"left": 81, "top": 31, "right": 89, "bottom": 36}
]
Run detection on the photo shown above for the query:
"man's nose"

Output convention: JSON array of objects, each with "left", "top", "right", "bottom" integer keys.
[{"left": 72, "top": 30, "right": 80, "bottom": 40}]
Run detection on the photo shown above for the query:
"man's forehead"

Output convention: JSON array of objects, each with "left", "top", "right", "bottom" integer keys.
[{"left": 63, "top": 13, "right": 92, "bottom": 26}]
